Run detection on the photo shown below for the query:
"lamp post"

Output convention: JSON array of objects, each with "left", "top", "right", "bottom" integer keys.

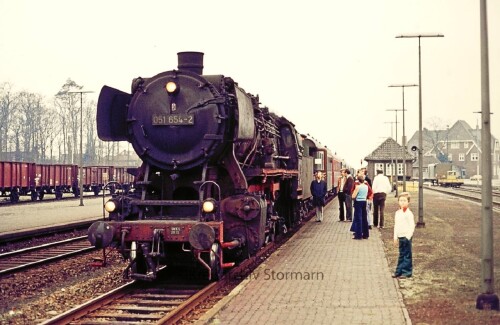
[
  {"left": 396, "top": 33, "right": 444, "bottom": 228},
  {"left": 68, "top": 90, "right": 93, "bottom": 206},
  {"left": 389, "top": 84, "right": 418, "bottom": 192},
  {"left": 476, "top": 0, "right": 498, "bottom": 308},
  {"left": 385, "top": 121, "right": 396, "bottom": 185},
  {"left": 446, "top": 125, "right": 450, "bottom": 162},
  {"left": 387, "top": 108, "right": 405, "bottom": 197}
]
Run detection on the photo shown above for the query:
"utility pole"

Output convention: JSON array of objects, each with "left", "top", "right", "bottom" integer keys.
[
  {"left": 446, "top": 125, "right": 450, "bottom": 162},
  {"left": 476, "top": 0, "right": 498, "bottom": 310},
  {"left": 396, "top": 33, "right": 444, "bottom": 228},
  {"left": 389, "top": 84, "right": 418, "bottom": 192},
  {"left": 68, "top": 90, "right": 94, "bottom": 206},
  {"left": 385, "top": 121, "right": 397, "bottom": 188},
  {"left": 387, "top": 109, "right": 406, "bottom": 197}
]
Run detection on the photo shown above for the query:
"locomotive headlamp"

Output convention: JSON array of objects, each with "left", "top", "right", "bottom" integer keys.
[
  {"left": 202, "top": 199, "right": 216, "bottom": 213},
  {"left": 104, "top": 200, "right": 117, "bottom": 213},
  {"left": 165, "top": 81, "right": 179, "bottom": 95}
]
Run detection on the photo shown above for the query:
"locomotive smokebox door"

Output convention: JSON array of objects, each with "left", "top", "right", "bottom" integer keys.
[
  {"left": 126, "top": 70, "right": 228, "bottom": 170},
  {"left": 189, "top": 223, "right": 216, "bottom": 250}
]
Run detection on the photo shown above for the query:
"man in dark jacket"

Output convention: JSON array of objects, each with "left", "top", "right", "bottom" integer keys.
[
  {"left": 337, "top": 169, "right": 347, "bottom": 221},
  {"left": 343, "top": 169, "right": 354, "bottom": 221},
  {"left": 310, "top": 171, "right": 328, "bottom": 222}
]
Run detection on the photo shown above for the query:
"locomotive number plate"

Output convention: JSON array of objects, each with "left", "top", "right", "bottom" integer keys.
[{"left": 152, "top": 114, "right": 194, "bottom": 125}]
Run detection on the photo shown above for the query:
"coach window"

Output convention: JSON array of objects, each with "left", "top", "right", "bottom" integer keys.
[{"left": 315, "top": 151, "right": 325, "bottom": 171}]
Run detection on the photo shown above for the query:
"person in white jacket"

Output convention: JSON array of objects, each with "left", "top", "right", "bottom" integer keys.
[
  {"left": 371, "top": 169, "right": 392, "bottom": 228},
  {"left": 392, "top": 192, "right": 415, "bottom": 279}
]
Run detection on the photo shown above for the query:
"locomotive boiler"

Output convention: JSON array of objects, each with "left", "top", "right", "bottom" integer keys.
[{"left": 89, "top": 52, "right": 303, "bottom": 281}]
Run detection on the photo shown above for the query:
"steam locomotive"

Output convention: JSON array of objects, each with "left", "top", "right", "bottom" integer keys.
[{"left": 88, "top": 52, "right": 344, "bottom": 281}]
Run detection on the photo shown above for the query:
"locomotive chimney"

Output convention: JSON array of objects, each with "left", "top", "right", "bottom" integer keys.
[{"left": 177, "top": 51, "right": 204, "bottom": 75}]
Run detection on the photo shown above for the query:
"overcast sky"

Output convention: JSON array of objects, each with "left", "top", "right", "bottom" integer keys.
[{"left": 1, "top": 0, "right": 499, "bottom": 168}]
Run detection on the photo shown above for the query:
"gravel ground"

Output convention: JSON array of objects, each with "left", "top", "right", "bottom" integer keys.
[
  {"left": 380, "top": 188, "right": 500, "bottom": 325},
  {"left": 0, "top": 248, "right": 129, "bottom": 324},
  {"left": 0, "top": 222, "right": 288, "bottom": 325},
  {"left": 0, "top": 230, "right": 88, "bottom": 253}
]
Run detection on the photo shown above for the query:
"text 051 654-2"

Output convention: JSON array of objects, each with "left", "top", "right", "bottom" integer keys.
[{"left": 152, "top": 114, "right": 195, "bottom": 125}]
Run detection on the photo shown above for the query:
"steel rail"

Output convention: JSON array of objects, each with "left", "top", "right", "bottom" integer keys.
[{"left": 0, "top": 236, "right": 95, "bottom": 275}]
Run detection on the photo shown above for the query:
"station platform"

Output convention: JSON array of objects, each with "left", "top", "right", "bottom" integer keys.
[
  {"left": 0, "top": 196, "right": 105, "bottom": 240},
  {"left": 199, "top": 201, "right": 411, "bottom": 325}
]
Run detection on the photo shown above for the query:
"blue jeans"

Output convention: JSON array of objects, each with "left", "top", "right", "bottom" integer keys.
[
  {"left": 351, "top": 200, "right": 368, "bottom": 239},
  {"left": 395, "top": 237, "right": 412, "bottom": 276}
]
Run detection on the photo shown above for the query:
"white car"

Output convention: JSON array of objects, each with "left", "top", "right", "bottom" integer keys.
[{"left": 470, "top": 175, "right": 482, "bottom": 181}]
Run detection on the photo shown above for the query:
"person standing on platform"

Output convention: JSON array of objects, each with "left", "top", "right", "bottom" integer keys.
[
  {"left": 372, "top": 169, "right": 392, "bottom": 228},
  {"left": 337, "top": 169, "right": 347, "bottom": 221},
  {"left": 350, "top": 174, "right": 371, "bottom": 239},
  {"left": 392, "top": 192, "right": 415, "bottom": 278},
  {"left": 310, "top": 171, "right": 327, "bottom": 222},
  {"left": 361, "top": 168, "right": 373, "bottom": 229},
  {"left": 343, "top": 169, "right": 354, "bottom": 221}
]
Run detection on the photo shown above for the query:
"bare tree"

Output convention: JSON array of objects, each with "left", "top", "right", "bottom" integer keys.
[
  {"left": 0, "top": 83, "right": 18, "bottom": 160},
  {"left": 422, "top": 117, "right": 449, "bottom": 158},
  {"left": 39, "top": 102, "right": 59, "bottom": 162},
  {"left": 14, "top": 91, "right": 44, "bottom": 161},
  {"left": 1, "top": 80, "right": 136, "bottom": 166},
  {"left": 55, "top": 79, "right": 83, "bottom": 164},
  {"left": 84, "top": 99, "right": 97, "bottom": 164}
]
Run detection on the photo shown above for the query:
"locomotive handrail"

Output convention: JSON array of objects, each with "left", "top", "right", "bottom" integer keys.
[
  {"left": 129, "top": 199, "right": 200, "bottom": 206},
  {"left": 186, "top": 96, "right": 225, "bottom": 113},
  {"left": 199, "top": 181, "right": 221, "bottom": 202},
  {"left": 102, "top": 181, "right": 124, "bottom": 219},
  {"left": 199, "top": 180, "right": 222, "bottom": 221}
]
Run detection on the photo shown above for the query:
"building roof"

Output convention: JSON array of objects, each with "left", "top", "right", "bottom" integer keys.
[
  {"left": 364, "top": 137, "right": 414, "bottom": 162},
  {"left": 407, "top": 119, "right": 498, "bottom": 156}
]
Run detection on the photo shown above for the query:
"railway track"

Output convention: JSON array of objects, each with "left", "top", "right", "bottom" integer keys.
[
  {"left": 426, "top": 185, "right": 500, "bottom": 211},
  {"left": 41, "top": 195, "right": 333, "bottom": 324},
  {"left": 458, "top": 184, "right": 500, "bottom": 198},
  {"left": 0, "top": 191, "right": 109, "bottom": 207},
  {"left": 40, "top": 240, "right": 278, "bottom": 325},
  {"left": 40, "top": 280, "right": 215, "bottom": 325},
  {"left": 0, "top": 236, "right": 95, "bottom": 276}
]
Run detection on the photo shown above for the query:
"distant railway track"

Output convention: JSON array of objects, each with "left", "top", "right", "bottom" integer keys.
[
  {"left": 0, "top": 191, "right": 110, "bottom": 207},
  {"left": 460, "top": 184, "right": 500, "bottom": 196},
  {"left": 0, "top": 236, "right": 95, "bottom": 276},
  {"left": 426, "top": 185, "right": 500, "bottom": 211},
  {"left": 0, "top": 220, "right": 96, "bottom": 245}
]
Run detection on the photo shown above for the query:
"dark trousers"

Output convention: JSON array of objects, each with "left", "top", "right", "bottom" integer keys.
[
  {"left": 373, "top": 192, "right": 387, "bottom": 227},
  {"left": 395, "top": 237, "right": 412, "bottom": 276},
  {"left": 338, "top": 192, "right": 346, "bottom": 220},
  {"left": 352, "top": 200, "right": 369, "bottom": 239},
  {"left": 345, "top": 194, "right": 353, "bottom": 221}
]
